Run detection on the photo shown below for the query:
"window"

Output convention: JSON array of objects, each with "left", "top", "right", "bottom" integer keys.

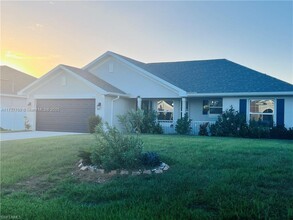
[
  {"left": 157, "top": 100, "right": 173, "bottom": 121},
  {"left": 202, "top": 99, "right": 223, "bottom": 115},
  {"left": 141, "top": 100, "right": 153, "bottom": 113},
  {"left": 249, "top": 99, "right": 274, "bottom": 126}
]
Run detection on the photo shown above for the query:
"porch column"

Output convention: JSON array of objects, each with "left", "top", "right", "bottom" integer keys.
[
  {"left": 137, "top": 96, "right": 142, "bottom": 109},
  {"left": 181, "top": 97, "right": 186, "bottom": 117}
]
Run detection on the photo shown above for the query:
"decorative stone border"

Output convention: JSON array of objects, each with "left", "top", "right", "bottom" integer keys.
[{"left": 77, "top": 160, "right": 170, "bottom": 175}]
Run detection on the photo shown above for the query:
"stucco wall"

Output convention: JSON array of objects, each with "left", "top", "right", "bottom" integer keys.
[
  {"left": 223, "top": 97, "right": 240, "bottom": 112},
  {"left": 104, "top": 96, "right": 136, "bottom": 129},
  {"left": 0, "top": 96, "right": 27, "bottom": 130},
  {"left": 88, "top": 57, "right": 180, "bottom": 98}
]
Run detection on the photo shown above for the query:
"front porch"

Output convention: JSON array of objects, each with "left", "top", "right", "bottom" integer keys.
[{"left": 137, "top": 97, "right": 222, "bottom": 134}]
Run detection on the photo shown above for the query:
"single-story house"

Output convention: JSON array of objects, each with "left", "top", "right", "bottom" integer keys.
[
  {"left": 0, "top": 66, "right": 36, "bottom": 130},
  {"left": 19, "top": 51, "right": 293, "bottom": 133}
]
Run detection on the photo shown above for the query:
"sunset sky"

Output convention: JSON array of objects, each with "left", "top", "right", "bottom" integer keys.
[{"left": 1, "top": 1, "right": 292, "bottom": 83}]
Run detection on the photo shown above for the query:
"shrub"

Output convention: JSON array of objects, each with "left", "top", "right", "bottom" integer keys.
[
  {"left": 142, "top": 110, "right": 163, "bottom": 134},
  {"left": 90, "top": 123, "right": 143, "bottom": 171},
  {"left": 24, "top": 116, "right": 31, "bottom": 130},
  {"left": 287, "top": 128, "right": 293, "bottom": 140},
  {"left": 78, "top": 150, "right": 92, "bottom": 165},
  {"left": 118, "top": 109, "right": 163, "bottom": 134},
  {"left": 270, "top": 125, "right": 293, "bottom": 140},
  {"left": 140, "top": 152, "right": 161, "bottom": 168},
  {"left": 198, "top": 122, "right": 209, "bottom": 136},
  {"left": 246, "top": 119, "right": 271, "bottom": 139},
  {"left": 175, "top": 113, "right": 192, "bottom": 135},
  {"left": 270, "top": 125, "right": 288, "bottom": 139},
  {"left": 117, "top": 109, "right": 144, "bottom": 133},
  {"left": 209, "top": 106, "right": 248, "bottom": 137},
  {"left": 88, "top": 115, "right": 102, "bottom": 133}
]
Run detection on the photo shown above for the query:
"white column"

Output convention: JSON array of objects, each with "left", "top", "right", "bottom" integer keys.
[
  {"left": 137, "top": 96, "right": 142, "bottom": 109},
  {"left": 181, "top": 97, "right": 186, "bottom": 117}
]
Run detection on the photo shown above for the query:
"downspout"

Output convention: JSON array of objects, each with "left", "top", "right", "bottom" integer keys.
[{"left": 111, "top": 96, "right": 120, "bottom": 126}]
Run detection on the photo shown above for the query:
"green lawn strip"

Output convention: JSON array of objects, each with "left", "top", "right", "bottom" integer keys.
[
  {"left": 1, "top": 135, "right": 293, "bottom": 219},
  {"left": 0, "top": 134, "right": 95, "bottom": 186}
]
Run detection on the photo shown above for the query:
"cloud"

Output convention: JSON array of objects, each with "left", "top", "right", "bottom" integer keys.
[
  {"left": 26, "top": 23, "right": 45, "bottom": 31},
  {"left": 5, "top": 51, "right": 60, "bottom": 60}
]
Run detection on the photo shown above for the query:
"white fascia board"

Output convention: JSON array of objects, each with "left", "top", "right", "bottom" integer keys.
[
  {"left": 105, "top": 92, "right": 130, "bottom": 98},
  {"left": 0, "top": 94, "right": 27, "bottom": 98},
  {"left": 32, "top": 94, "right": 97, "bottom": 99},
  {"left": 83, "top": 51, "right": 187, "bottom": 96},
  {"left": 187, "top": 92, "right": 293, "bottom": 97}
]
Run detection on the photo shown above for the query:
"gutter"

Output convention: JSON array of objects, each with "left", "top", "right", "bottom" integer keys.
[
  {"left": 0, "top": 93, "right": 27, "bottom": 98},
  {"left": 186, "top": 91, "right": 293, "bottom": 97},
  {"left": 111, "top": 96, "right": 120, "bottom": 126}
]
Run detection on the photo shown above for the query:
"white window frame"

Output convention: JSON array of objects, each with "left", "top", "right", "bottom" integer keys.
[
  {"left": 248, "top": 98, "right": 276, "bottom": 125},
  {"left": 156, "top": 100, "right": 174, "bottom": 122},
  {"left": 203, "top": 98, "right": 223, "bottom": 116}
]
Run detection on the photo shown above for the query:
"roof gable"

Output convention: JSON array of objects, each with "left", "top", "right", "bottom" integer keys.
[{"left": 19, "top": 64, "right": 126, "bottom": 95}]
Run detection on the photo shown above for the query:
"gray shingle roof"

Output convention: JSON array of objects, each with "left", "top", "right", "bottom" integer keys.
[
  {"left": 0, "top": 66, "right": 36, "bottom": 94},
  {"left": 112, "top": 52, "right": 293, "bottom": 93},
  {"left": 61, "top": 64, "right": 126, "bottom": 94}
]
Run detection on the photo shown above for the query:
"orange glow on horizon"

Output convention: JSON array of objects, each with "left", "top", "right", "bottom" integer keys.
[{"left": 0, "top": 50, "right": 61, "bottom": 78}]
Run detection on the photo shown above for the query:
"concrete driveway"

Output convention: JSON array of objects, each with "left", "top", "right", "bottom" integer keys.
[{"left": 0, "top": 131, "right": 82, "bottom": 141}]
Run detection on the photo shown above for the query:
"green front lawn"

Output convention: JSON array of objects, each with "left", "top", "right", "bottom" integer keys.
[{"left": 1, "top": 135, "right": 293, "bottom": 219}]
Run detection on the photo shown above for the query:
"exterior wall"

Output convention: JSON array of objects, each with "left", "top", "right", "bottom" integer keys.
[
  {"left": 88, "top": 57, "right": 180, "bottom": 98},
  {"left": 223, "top": 97, "right": 240, "bottom": 112},
  {"left": 104, "top": 96, "right": 136, "bottom": 129},
  {"left": 0, "top": 95, "right": 27, "bottom": 130},
  {"left": 188, "top": 98, "right": 219, "bottom": 122},
  {"left": 23, "top": 70, "right": 104, "bottom": 131},
  {"left": 284, "top": 96, "right": 293, "bottom": 128}
]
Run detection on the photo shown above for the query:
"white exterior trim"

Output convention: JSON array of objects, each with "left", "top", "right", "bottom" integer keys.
[
  {"left": 0, "top": 94, "right": 27, "bottom": 98},
  {"left": 187, "top": 92, "right": 293, "bottom": 97},
  {"left": 32, "top": 94, "right": 98, "bottom": 99}
]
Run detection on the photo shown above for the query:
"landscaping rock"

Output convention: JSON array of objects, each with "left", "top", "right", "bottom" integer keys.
[
  {"left": 120, "top": 170, "right": 129, "bottom": 175},
  {"left": 132, "top": 171, "right": 141, "bottom": 176},
  {"left": 80, "top": 166, "right": 88, "bottom": 171},
  {"left": 96, "top": 169, "right": 105, "bottom": 174},
  {"left": 109, "top": 170, "right": 117, "bottom": 175},
  {"left": 155, "top": 169, "right": 163, "bottom": 174},
  {"left": 163, "top": 164, "right": 170, "bottom": 171},
  {"left": 88, "top": 166, "right": 95, "bottom": 172},
  {"left": 143, "top": 170, "right": 152, "bottom": 175}
]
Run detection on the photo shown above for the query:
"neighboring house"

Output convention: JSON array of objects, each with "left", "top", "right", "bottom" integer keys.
[
  {"left": 0, "top": 66, "right": 36, "bottom": 130},
  {"left": 19, "top": 51, "right": 293, "bottom": 133}
]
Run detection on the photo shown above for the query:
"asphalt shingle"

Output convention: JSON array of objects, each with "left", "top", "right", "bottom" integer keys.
[{"left": 113, "top": 52, "right": 293, "bottom": 93}]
